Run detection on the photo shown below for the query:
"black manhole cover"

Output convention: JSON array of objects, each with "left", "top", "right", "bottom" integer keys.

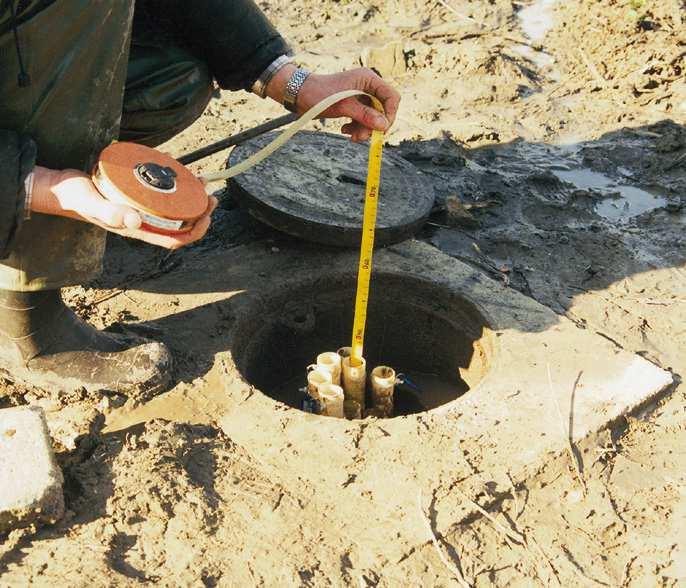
[{"left": 228, "top": 131, "right": 435, "bottom": 247}]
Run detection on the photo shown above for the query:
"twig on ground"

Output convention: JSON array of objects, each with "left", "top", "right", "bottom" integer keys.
[
  {"left": 529, "top": 536, "right": 563, "bottom": 587},
  {"left": 506, "top": 472, "right": 521, "bottom": 520},
  {"left": 452, "top": 487, "right": 525, "bottom": 545},
  {"left": 453, "top": 486, "right": 557, "bottom": 585},
  {"left": 417, "top": 490, "right": 471, "bottom": 587},
  {"left": 91, "top": 252, "right": 182, "bottom": 308},
  {"left": 671, "top": 0, "right": 683, "bottom": 28},
  {"left": 435, "top": 0, "right": 476, "bottom": 23},
  {"left": 560, "top": 544, "right": 612, "bottom": 586},
  {"left": 640, "top": 298, "right": 685, "bottom": 306},
  {"left": 621, "top": 555, "right": 638, "bottom": 587},
  {"left": 547, "top": 82, "right": 572, "bottom": 99},
  {"left": 121, "top": 291, "right": 139, "bottom": 304},
  {"left": 547, "top": 364, "right": 587, "bottom": 495},
  {"left": 577, "top": 48, "right": 606, "bottom": 87},
  {"left": 630, "top": 129, "right": 663, "bottom": 138},
  {"left": 91, "top": 288, "right": 124, "bottom": 307}
]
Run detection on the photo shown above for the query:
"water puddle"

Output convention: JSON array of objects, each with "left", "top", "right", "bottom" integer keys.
[
  {"left": 553, "top": 168, "right": 668, "bottom": 221},
  {"left": 518, "top": 0, "right": 557, "bottom": 41},
  {"left": 393, "top": 371, "right": 468, "bottom": 416}
]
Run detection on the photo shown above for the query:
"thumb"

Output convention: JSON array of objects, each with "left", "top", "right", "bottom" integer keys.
[{"left": 337, "top": 97, "right": 389, "bottom": 132}]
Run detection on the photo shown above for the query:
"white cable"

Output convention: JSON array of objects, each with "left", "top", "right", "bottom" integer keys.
[{"left": 200, "top": 90, "right": 372, "bottom": 185}]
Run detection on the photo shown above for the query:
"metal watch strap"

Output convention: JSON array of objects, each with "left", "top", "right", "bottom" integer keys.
[
  {"left": 252, "top": 55, "right": 292, "bottom": 99},
  {"left": 283, "top": 68, "right": 311, "bottom": 113}
]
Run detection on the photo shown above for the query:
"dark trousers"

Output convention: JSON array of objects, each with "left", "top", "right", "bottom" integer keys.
[{"left": 120, "top": 44, "right": 213, "bottom": 147}]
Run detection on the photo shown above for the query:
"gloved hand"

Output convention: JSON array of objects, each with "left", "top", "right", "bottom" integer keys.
[
  {"left": 31, "top": 166, "right": 217, "bottom": 249},
  {"left": 266, "top": 65, "right": 401, "bottom": 143}
]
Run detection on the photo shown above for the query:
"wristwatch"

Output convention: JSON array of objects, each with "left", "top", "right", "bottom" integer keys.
[{"left": 283, "top": 67, "right": 311, "bottom": 113}]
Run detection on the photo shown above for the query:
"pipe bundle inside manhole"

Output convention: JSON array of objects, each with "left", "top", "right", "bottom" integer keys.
[
  {"left": 233, "top": 274, "right": 495, "bottom": 419},
  {"left": 303, "top": 347, "right": 397, "bottom": 419}
]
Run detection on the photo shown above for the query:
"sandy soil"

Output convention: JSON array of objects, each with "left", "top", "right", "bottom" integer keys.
[{"left": 1, "top": 0, "right": 685, "bottom": 585}]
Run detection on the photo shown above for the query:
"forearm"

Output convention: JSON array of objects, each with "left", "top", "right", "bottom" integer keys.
[{"left": 139, "top": 0, "right": 291, "bottom": 91}]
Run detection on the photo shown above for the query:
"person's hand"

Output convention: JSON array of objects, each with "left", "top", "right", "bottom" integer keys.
[
  {"left": 267, "top": 65, "right": 401, "bottom": 142},
  {"left": 31, "top": 167, "right": 217, "bottom": 250}
]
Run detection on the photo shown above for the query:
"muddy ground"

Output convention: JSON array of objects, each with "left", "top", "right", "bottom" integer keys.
[{"left": 1, "top": 0, "right": 685, "bottom": 585}]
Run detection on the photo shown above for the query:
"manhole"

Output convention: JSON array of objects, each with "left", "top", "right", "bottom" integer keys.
[
  {"left": 105, "top": 240, "right": 672, "bottom": 533},
  {"left": 233, "top": 273, "right": 494, "bottom": 417},
  {"left": 228, "top": 131, "right": 435, "bottom": 247}
]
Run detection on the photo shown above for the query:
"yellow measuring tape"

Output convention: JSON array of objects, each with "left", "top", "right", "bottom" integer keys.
[
  {"left": 350, "top": 98, "right": 385, "bottom": 367},
  {"left": 201, "top": 90, "right": 386, "bottom": 368}
]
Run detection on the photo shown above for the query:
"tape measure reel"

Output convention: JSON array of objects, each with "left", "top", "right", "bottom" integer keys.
[{"left": 92, "top": 142, "right": 208, "bottom": 235}]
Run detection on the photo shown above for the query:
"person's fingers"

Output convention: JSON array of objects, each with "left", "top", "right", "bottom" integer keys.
[
  {"left": 109, "top": 195, "right": 215, "bottom": 234},
  {"left": 205, "top": 195, "right": 219, "bottom": 215},
  {"left": 363, "top": 73, "right": 401, "bottom": 125},
  {"left": 38, "top": 168, "right": 216, "bottom": 250},
  {"left": 123, "top": 210, "right": 143, "bottom": 230},
  {"left": 181, "top": 198, "right": 216, "bottom": 243},
  {"left": 353, "top": 128, "right": 373, "bottom": 143},
  {"left": 151, "top": 215, "right": 211, "bottom": 250},
  {"left": 110, "top": 224, "right": 200, "bottom": 250},
  {"left": 336, "top": 96, "right": 389, "bottom": 132},
  {"left": 83, "top": 198, "right": 140, "bottom": 229},
  {"left": 125, "top": 231, "right": 181, "bottom": 249},
  {"left": 75, "top": 196, "right": 136, "bottom": 229},
  {"left": 113, "top": 195, "right": 216, "bottom": 249},
  {"left": 186, "top": 213, "right": 212, "bottom": 242},
  {"left": 342, "top": 121, "right": 374, "bottom": 142}
]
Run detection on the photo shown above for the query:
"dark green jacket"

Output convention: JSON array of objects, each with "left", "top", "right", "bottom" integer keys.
[{"left": 0, "top": 0, "right": 289, "bottom": 258}]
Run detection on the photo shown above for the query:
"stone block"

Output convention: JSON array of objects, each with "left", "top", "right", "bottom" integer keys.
[{"left": 0, "top": 406, "right": 64, "bottom": 534}]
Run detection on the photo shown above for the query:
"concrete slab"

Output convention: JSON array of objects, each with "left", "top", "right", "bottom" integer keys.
[
  {"left": 106, "top": 239, "right": 673, "bottom": 554},
  {"left": 0, "top": 406, "right": 64, "bottom": 534}
]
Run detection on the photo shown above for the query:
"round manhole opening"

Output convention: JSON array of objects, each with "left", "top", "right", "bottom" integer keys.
[{"left": 233, "top": 273, "right": 494, "bottom": 418}]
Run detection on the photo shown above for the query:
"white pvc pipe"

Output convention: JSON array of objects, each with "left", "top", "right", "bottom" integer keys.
[
  {"left": 316, "top": 352, "right": 342, "bottom": 386},
  {"left": 342, "top": 355, "right": 366, "bottom": 411},
  {"left": 317, "top": 383, "right": 345, "bottom": 418},
  {"left": 370, "top": 366, "right": 396, "bottom": 418},
  {"left": 307, "top": 368, "right": 332, "bottom": 399}
]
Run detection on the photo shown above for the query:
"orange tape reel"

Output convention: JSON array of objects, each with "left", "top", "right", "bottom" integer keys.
[{"left": 93, "top": 142, "right": 208, "bottom": 235}]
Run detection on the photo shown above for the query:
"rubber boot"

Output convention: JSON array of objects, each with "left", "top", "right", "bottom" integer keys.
[{"left": 0, "top": 289, "right": 172, "bottom": 401}]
